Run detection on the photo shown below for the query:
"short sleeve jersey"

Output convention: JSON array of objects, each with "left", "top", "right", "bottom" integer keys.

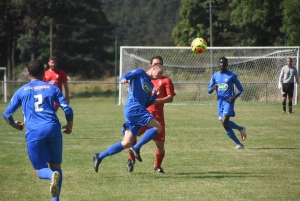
[
  {"left": 208, "top": 70, "right": 243, "bottom": 101},
  {"left": 3, "top": 80, "right": 73, "bottom": 142},
  {"left": 147, "top": 76, "right": 176, "bottom": 113},
  {"left": 44, "top": 68, "right": 68, "bottom": 91}
]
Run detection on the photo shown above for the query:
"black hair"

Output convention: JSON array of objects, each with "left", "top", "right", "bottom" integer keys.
[
  {"left": 150, "top": 56, "right": 163, "bottom": 65},
  {"left": 219, "top": 56, "right": 228, "bottom": 63},
  {"left": 28, "top": 60, "right": 44, "bottom": 77}
]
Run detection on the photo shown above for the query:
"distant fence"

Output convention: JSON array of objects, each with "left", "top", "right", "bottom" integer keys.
[
  {"left": 1, "top": 81, "right": 296, "bottom": 105},
  {"left": 1, "top": 81, "right": 118, "bottom": 103}
]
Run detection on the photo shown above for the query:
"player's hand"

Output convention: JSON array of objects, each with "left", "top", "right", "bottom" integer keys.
[
  {"left": 12, "top": 121, "right": 24, "bottom": 131},
  {"left": 278, "top": 84, "right": 281, "bottom": 89},
  {"left": 120, "top": 79, "right": 128, "bottom": 84},
  {"left": 212, "top": 84, "right": 218, "bottom": 91},
  {"left": 61, "top": 125, "right": 72, "bottom": 134},
  {"left": 227, "top": 97, "right": 235, "bottom": 103}
]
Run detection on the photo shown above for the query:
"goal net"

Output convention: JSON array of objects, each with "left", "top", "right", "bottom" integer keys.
[{"left": 119, "top": 46, "right": 299, "bottom": 105}]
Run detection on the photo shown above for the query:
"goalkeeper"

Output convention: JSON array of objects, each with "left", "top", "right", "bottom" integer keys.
[{"left": 278, "top": 58, "right": 299, "bottom": 114}]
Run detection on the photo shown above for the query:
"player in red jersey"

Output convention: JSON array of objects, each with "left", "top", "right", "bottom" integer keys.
[
  {"left": 126, "top": 56, "right": 176, "bottom": 173},
  {"left": 44, "top": 56, "right": 69, "bottom": 111}
]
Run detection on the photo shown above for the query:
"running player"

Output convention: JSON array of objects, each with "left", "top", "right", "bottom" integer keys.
[
  {"left": 207, "top": 56, "right": 247, "bottom": 149},
  {"left": 3, "top": 60, "right": 73, "bottom": 201}
]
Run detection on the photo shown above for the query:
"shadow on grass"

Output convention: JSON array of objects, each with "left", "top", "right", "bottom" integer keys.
[
  {"left": 170, "top": 171, "right": 253, "bottom": 179},
  {"left": 250, "top": 147, "right": 300, "bottom": 150},
  {"left": 70, "top": 90, "right": 117, "bottom": 98}
]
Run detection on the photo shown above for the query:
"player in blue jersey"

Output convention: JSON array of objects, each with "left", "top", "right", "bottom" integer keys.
[
  {"left": 93, "top": 64, "right": 163, "bottom": 172},
  {"left": 3, "top": 60, "right": 73, "bottom": 201},
  {"left": 207, "top": 57, "right": 247, "bottom": 149}
]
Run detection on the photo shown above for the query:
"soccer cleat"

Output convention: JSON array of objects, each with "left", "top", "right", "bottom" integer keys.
[
  {"left": 93, "top": 153, "right": 102, "bottom": 172},
  {"left": 129, "top": 147, "right": 142, "bottom": 162},
  {"left": 239, "top": 126, "right": 247, "bottom": 141},
  {"left": 50, "top": 171, "right": 60, "bottom": 197},
  {"left": 288, "top": 111, "right": 294, "bottom": 114},
  {"left": 126, "top": 159, "right": 135, "bottom": 172},
  {"left": 236, "top": 145, "right": 245, "bottom": 149},
  {"left": 154, "top": 167, "right": 165, "bottom": 174},
  {"left": 282, "top": 111, "right": 286, "bottom": 114}
]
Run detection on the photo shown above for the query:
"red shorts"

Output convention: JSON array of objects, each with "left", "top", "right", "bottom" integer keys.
[{"left": 138, "top": 125, "right": 165, "bottom": 142}]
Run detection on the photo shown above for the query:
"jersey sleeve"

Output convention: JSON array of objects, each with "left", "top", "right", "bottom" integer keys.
[
  {"left": 59, "top": 69, "right": 68, "bottom": 83},
  {"left": 233, "top": 74, "right": 244, "bottom": 95},
  {"left": 164, "top": 78, "right": 176, "bottom": 96},
  {"left": 3, "top": 91, "right": 22, "bottom": 124},
  {"left": 119, "top": 68, "right": 143, "bottom": 82},
  {"left": 278, "top": 67, "right": 284, "bottom": 84},
  {"left": 207, "top": 74, "right": 216, "bottom": 94}
]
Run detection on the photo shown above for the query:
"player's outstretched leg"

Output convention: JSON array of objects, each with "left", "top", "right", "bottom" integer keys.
[
  {"left": 93, "top": 142, "right": 124, "bottom": 172},
  {"left": 93, "top": 153, "right": 102, "bottom": 172},
  {"left": 131, "top": 128, "right": 159, "bottom": 162}
]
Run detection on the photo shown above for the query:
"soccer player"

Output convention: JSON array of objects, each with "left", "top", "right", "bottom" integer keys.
[
  {"left": 207, "top": 56, "right": 247, "bottom": 149},
  {"left": 44, "top": 56, "right": 69, "bottom": 111},
  {"left": 278, "top": 58, "right": 299, "bottom": 114},
  {"left": 126, "top": 56, "right": 176, "bottom": 174},
  {"left": 3, "top": 60, "right": 73, "bottom": 201},
  {"left": 93, "top": 64, "right": 163, "bottom": 172}
]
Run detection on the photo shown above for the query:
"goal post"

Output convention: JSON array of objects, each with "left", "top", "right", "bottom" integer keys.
[
  {"left": 119, "top": 46, "right": 299, "bottom": 105},
  {"left": 0, "top": 67, "right": 7, "bottom": 103}
]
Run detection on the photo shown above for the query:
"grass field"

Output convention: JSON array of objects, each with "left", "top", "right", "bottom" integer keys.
[{"left": 1, "top": 97, "right": 300, "bottom": 201}]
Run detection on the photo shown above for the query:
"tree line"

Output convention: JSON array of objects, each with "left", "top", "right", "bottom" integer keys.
[{"left": 0, "top": 0, "right": 299, "bottom": 80}]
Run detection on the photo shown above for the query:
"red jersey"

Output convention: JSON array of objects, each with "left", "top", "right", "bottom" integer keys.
[
  {"left": 44, "top": 68, "right": 68, "bottom": 91},
  {"left": 147, "top": 76, "right": 176, "bottom": 113}
]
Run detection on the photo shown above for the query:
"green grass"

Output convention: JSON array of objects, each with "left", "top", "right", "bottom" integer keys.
[{"left": 1, "top": 97, "right": 300, "bottom": 201}]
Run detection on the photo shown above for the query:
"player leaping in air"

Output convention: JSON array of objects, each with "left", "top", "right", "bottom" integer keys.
[{"left": 92, "top": 64, "right": 163, "bottom": 172}]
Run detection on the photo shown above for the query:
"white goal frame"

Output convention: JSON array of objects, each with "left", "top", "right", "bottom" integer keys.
[
  {"left": 119, "top": 46, "right": 299, "bottom": 106},
  {"left": 0, "top": 67, "right": 7, "bottom": 103}
]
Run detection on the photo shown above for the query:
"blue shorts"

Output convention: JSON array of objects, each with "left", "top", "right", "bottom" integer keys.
[
  {"left": 27, "top": 137, "right": 62, "bottom": 170},
  {"left": 122, "top": 106, "right": 154, "bottom": 138},
  {"left": 218, "top": 100, "right": 235, "bottom": 120}
]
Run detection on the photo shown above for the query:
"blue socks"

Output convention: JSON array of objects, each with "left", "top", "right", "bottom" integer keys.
[
  {"left": 37, "top": 168, "right": 53, "bottom": 179},
  {"left": 99, "top": 142, "right": 124, "bottom": 159},
  {"left": 51, "top": 168, "right": 62, "bottom": 201},
  {"left": 37, "top": 168, "right": 62, "bottom": 201},
  {"left": 98, "top": 128, "right": 158, "bottom": 160},
  {"left": 227, "top": 121, "right": 243, "bottom": 130},
  {"left": 134, "top": 128, "right": 158, "bottom": 149},
  {"left": 225, "top": 128, "right": 242, "bottom": 145}
]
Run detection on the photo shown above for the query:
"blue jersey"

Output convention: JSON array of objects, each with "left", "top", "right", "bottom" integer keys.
[
  {"left": 3, "top": 80, "right": 73, "bottom": 143},
  {"left": 207, "top": 70, "right": 243, "bottom": 100},
  {"left": 120, "top": 68, "right": 156, "bottom": 109}
]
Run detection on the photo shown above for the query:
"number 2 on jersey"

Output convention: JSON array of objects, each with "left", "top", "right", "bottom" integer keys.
[{"left": 34, "top": 94, "right": 44, "bottom": 112}]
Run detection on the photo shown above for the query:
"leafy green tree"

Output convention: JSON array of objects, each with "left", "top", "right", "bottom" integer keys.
[
  {"left": 102, "top": 0, "right": 181, "bottom": 46},
  {"left": 280, "top": 0, "right": 300, "bottom": 46},
  {"left": 230, "top": 0, "right": 284, "bottom": 46},
  {"left": 172, "top": 0, "right": 241, "bottom": 46}
]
